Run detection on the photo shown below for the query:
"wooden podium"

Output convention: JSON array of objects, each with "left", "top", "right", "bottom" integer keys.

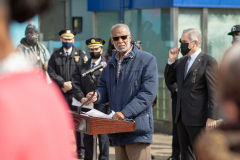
[{"left": 72, "top": 111, "right": 135, "bottom": 160}]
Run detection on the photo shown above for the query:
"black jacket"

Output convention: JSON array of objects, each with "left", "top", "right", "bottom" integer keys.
[
  {"left": 164, "top": 51, "right": 218, "bottom": 126},
  {"left": 72, "top": 58, "right": 108, "bottom": 113},
  {"left": 48, "top": 46, "right": 87, "bottom": 94}
]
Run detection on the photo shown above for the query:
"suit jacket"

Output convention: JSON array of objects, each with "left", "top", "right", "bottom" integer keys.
[
  {"left": 48, "top": 46, "right": 87, "bottom": 94},
  {"left": 164, "top": 51, "right": 218, "bottom": 126}
]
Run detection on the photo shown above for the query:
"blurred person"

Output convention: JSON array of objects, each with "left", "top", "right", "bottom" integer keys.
[
  {"left": 164, "top": 28, "right": 218, "bottom": 160},
  {"left": 48, "top": 29, "right": 88, "bottom": 159},
  {"left": 16, "top": 21, "right": 51, "bottom": 83},
  {"left": 85, "top": 23, "right": 158, "bottom": 160},
  {"left": 131, "top": 41, "right": 142, "bottom": 50},
  {"left": 227, "top": 25, "right": 240, "bottom": 44},
  {"left": 102, "top": 38, "right": 116, "bottom": 61},
  {"left": 195, "top": 43, "right": 240, "bottom": 160},
  {"left": 0, "top": 0, "right": 76, "bottom": 160},
  {"left": 72, "top": 38, "right": 109, "bottom": 160},
  {"left": 166, "top": 83, "right": 180, "bottom": 160}
]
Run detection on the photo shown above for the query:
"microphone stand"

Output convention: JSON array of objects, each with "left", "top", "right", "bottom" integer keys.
[{"left": 78, "top": 72, "right": 96, "bottom": 114}]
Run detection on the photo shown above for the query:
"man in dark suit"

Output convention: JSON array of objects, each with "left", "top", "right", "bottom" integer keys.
[
  {"left": 164, "top": 28, "right": 218, "bottom": 160},
  {"left": 166, "top": 83, "right": 180, "bottom": 160}
]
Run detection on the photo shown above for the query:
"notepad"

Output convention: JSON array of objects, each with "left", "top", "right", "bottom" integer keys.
[
  {"left": 84, "top": 109, "right": 112, "bottom": 119},
  {"left": 72, "top": 97, "right": 94, "bottom": 109}
]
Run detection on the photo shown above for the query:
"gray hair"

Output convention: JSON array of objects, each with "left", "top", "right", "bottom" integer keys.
[
  {"left": 183, "top": 28, "right": 202, "bottom": 48},
  {"left": 110, "top": 23, "right": 131, "bottom": 37}
]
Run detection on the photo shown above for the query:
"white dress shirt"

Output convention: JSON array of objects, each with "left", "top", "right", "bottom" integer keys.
[
  {"left": 91, "top": 58, "right": 101, "bottom": 68},
  {"left": 63, "top": 47, "right": 72, "bottom": 56},
  {"left": 168, "top": 49, "right": 201, "bottom": 73}
]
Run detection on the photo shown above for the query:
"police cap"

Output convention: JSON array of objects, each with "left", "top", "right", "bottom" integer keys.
[
  {"left": 228, "top": 25, "right": 240, "bottom": 35},
  {"left": 86, "top": 38, "right": 105, "bottom": 49},
  {"left": 59, "top": 30, "right": 76, "bottom": 39}
]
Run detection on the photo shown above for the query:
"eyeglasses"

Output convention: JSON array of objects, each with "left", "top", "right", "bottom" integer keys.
[{"left": 112, "top": 35, "right": 128, "bottom": 41}]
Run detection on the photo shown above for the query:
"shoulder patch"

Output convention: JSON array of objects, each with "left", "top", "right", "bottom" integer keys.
[{"left": 84, "top": 55, "right": 88, "bottom": 62}]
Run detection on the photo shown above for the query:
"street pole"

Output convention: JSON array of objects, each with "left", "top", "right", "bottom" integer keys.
[{"left": 120, "top": 0, "right": 124, "bottom": 23}]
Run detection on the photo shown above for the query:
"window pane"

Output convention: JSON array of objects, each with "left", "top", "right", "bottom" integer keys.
[
  {"left": 96, "top": 11, "right": 119, "bottom": 51},
  {"left": 208, "top": 9, "right": 240, "bottom": 62},
  {"left": 40, "top": 0, "right": 66, "bottom": 41}
]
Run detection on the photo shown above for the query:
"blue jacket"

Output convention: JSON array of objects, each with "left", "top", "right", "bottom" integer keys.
[{"left": 95, "top": 44, "right": 158, "bottom": 146}]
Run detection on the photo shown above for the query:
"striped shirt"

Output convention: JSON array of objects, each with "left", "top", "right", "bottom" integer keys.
[{"left": 115, "top": 45, "right": 133, "bottom": 80}]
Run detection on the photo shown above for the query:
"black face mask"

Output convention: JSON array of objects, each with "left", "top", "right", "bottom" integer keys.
[
  {"left": 26, "top": 35, "right": 38, "bottom": 46},
  {"left": 90, "top": 52, "right": 101, "bottom": 59},
  {"left": 180, "top": 42, "right": 191, "bottom": 56}
]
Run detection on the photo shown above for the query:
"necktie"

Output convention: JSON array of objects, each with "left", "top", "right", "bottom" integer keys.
[
  {"left": 66, "top": 52, "right": 69, "bottom": 56},
  {"left": 184, "top": 56, "right": 191, "bottom": 80},
  {"left": 92, "top": 62, "right": 95, "bottom": 68}
]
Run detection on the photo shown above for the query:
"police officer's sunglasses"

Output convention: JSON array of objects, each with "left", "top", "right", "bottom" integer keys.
[{"left": 112, "top": 35, "right": 128, "bottom": 41}]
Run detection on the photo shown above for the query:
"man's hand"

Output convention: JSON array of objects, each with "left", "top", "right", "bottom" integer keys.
[
  {"left": 206, "top": 118, "right": 217, "bottom": 130},
  {"left": 152, "top": 103, "right": 156, "bottom": 108},
  {"left": 80, "top": 97, "right": 92, "bottom": 106},
  {"left": 169, "top": 48, "right": 180, "bottom": 62},
  {"left": 86, "top": 92, "right": 98, "bottom": 103},
  {"left": 112, "top": 112, "right": 126, "bottom": 120},
  {"left": 63, "top": 81, "right": 72, "bottom": 91},
  {"left": 61, "top": 87, "right": 68, "bottom": 93}
]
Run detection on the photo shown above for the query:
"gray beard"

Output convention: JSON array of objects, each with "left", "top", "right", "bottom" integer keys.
[{"left": 114, "top": 42, "right": 130, "bottom": 52}]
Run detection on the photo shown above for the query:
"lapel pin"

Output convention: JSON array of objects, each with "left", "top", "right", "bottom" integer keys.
[
  {"left": 60, "top": 52, "right": 62, "bottom": 55},
  {"left": 198, "top": 59, "right": 201, "bottom": 61},
  {"left": 75, "top": 52, "right": 78, "bottom": 55}
]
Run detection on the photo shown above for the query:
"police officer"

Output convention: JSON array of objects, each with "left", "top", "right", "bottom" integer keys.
[
  {"left": 228, "top": 25, "right": 240, "bottom": 44},
  {"left": 48, "top": 29, "right": 87, "bottom": 159},
  {"left": 72, "top": 38, "right": 109, "bottom": 160}
]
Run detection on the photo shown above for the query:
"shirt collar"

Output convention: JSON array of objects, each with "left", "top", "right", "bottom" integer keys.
[
  {"left": 63, "top": 47, "right": 72, "bottom": 56},
  {"left": 190, "top": 49, "right": 201, "bottom": 60},
  {"left": 91, "top": 58, "right": 101, "bottom": 67}
]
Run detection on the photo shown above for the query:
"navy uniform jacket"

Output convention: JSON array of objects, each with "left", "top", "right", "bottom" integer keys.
[
  {"left": 72, "top": 58, "right": 108, "bottom": 113},
  {"left": 48, "top": 46, "right": 87, "bottom": 94},
  {"left": 95, "top": 44, "right": 158, "bottom": 146}
]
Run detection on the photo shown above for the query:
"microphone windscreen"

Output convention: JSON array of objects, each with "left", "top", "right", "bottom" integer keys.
[{"left": 100, "top": 62, "right": 107, "bottom": 68}]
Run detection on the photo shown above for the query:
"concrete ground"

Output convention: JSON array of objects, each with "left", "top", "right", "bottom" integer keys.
[{"left": 78, "top": 133, "right": 172, "bottom": 160}]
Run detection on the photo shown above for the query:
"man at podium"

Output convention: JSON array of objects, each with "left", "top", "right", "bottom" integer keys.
[{"left": 85, "top": 24, "right": 158, "bottom": 160}]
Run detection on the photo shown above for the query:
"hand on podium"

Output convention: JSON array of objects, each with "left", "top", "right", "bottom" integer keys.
[
  {"left": 112, "top": 112, "right": 126, "bottom": 120},
  {"left": 86, "top": 92, "right": 98, "bottom": 103}
]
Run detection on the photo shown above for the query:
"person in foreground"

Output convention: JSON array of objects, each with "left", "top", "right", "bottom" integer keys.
[
  {"left": 0, "top": 0, "right": 75, "bottom": 159},
  {"left": 85, "top": 23, "right": 158, "bottom": 160},
  {"left": 195, "top": 42, "right": 240, "bottom": 160},
  {"left": 164, "top": 28, "right": 218, "bottom": 160}
]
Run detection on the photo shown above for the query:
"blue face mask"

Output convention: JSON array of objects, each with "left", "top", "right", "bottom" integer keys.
[{"left": 62, "top": 42, "right": 73, "bottom": 49}]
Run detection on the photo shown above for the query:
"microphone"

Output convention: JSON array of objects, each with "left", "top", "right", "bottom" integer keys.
[{"left": 82, "top": 61, "right": 107, "bottom": 77}]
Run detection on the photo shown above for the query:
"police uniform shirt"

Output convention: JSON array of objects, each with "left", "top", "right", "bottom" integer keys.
[
  {"left": 63, "top": 47, "right": 72, "bottom": 56},
  {"left": 91, "top": 58, "right": 101, "bottom": 68}
]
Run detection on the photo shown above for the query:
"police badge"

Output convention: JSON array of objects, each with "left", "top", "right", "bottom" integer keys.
[{"left": 74, "top": 56, "right": 80, "bottom": 62}]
